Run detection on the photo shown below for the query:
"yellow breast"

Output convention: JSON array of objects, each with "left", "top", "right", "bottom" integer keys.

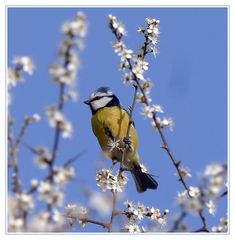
[{"left": 91, "top": 106, "right": 138, "bottom": 161}]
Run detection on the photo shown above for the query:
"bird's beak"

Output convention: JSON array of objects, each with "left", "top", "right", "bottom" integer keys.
[{"left": 84, "top": 99, "right": 91, "bottom": 105}]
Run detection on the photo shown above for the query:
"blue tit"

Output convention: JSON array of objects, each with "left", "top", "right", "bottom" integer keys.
[{"left": 84, "top": 86, "right": 158, "bottom": 193}]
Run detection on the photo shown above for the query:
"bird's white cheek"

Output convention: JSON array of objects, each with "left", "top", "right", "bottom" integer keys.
[{"left": 91, "top": 97, "right": 112, "bottom": 111}]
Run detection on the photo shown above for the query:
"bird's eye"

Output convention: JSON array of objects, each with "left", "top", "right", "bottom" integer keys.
[{"left": 91, "top": 96, "right": 103, "bottom": 102}]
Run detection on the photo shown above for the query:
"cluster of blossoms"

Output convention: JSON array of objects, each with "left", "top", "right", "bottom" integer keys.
[
  {"left": 110, "top": 15, "right": 174, "bottom": 132},
  {"left": 38, "top": 181, "right": 64, "bottom": 206},
  {"left": 202, "top": 162, "right": 227, "bottom": 197},
  {"left": 211, "top": 216, "right": 228, "bottom": 232},
  {"left": 47, "top": 12, "right": 88, "bottom": 138},
  {"left": 49, "top": 12, "right": 87, "bottom": 99},
  {"left": 176, "top": 162, "right": 227, "bottom": 219},
  {"left": 64, "top": 203, "right": 89, "bottom": 227},
  {"left": 124, "top": 200, "right": 169, "bottom": 233},
  {"left": 34, "top": 146, "right": 52, "bottom": 169},
  {"left": 46, "top": 106, "right": 73, "bottom": 138},
  {"left": 7, "top": 56, "right": 35, "bottom": 105},
  {"left": 96, "top": 169, "right": 128, "bottom": 192}
]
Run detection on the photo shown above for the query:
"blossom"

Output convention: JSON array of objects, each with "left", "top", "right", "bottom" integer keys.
[
  {"left": 52, "top": 209, "right": 65, "bottom": 225},
  {"left": 150, "top": 207, "right": 161, "bottom": 220},
  {"left": 177, "top": 190, "right": 188, "bottom": 205},
  {"left": 125, "top": 223, "right": 141, "bottom": 233},
  {"left": 61, "top": 11, "right": 87, "bottom": 37},
  {"left": 141, "top": 105, "right": 154, "bottom": 119},
  {"left": 133, "top": 202, "right": 146, "bottom": 220},
  {"left": 189, "top": 186, "right": 200, "bottom": 198},
  {"left": 46, "top": 107, "right": 73, "bottom": 138},
  {"left": 8, "top": 68, "right": 23, "bottom": 87},
  {"left": 31, "top": 113, "right": 41, "bottom": 122},
  {"left": 30, "top": 211, "right": 57, "bottom": 232},
  {"left": 13, "top": 56, "right": 35, "bottom": 75},
  {"left": 30, "top": 179, "right": 39, "bottom": 188},
  {"left": 8, "top": 218, "right": 24, "bottom": 232},
  {"left": 123, "top": 73, "right": 133, "bottom": 85},
  {"left": 38, "top": 181, "right": 64, "bottom": 206},
  {"left": 203, "top": 163, "right": 225, "bottom": 178},
  {"left": 16, "top": 192, "right": 34, "bottom": 210},
  {"left": 34, "top": 147, "right": 52, "bottom": 169},
  {"left": 211, "top": 217, "right": 228, "bottom": 232},
  {"left": 132, "top": 58, "right": 149, "bottom": 80},
  {"left": 107, "top": 138, "right": 120, "bottom": 152},
  {"left": 96, "top": 169, "right": 128, "bottom": 192},
  {"left": 175, "top": 167, "right": 192, "bottom": 178},
  {"left": 65, "top": 203, "right": 88, "bottom": 221},
  {"left": 202, "top": 163, "right": 227, "bottom": 196},
  {"left": 153, "top": 104, "right": 164, "bottom": 113},
  {"left": 184, "top": 198, "right": 203, "bottom": 214},
  {"left": 113, "top": 41, "right": 126, "bottom": 55},
  {"left": 49, "top": 63, "right": 76, "bottom": 85},
  {"left": 53, "top": 166, "right": 75, "bottom": 186},
  {"left": 108, "top": 14, "right": 127, "bottom": 36},
  {"left": 151, "top": 46, "right": 159, "bottom": 58},
  {"left": 206, "top": 200, "right": 216, "bottom": 216}
]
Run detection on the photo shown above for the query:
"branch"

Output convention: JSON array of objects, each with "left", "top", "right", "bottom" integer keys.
[
  {"left": 170, "top": 211, "right": 187, "bottom": 232},
  {"left": 108, "top": 191, "right": 118, "bottom": 232},
  {"left": 110, "top": 16, "right": 209, "bottom": 232}
]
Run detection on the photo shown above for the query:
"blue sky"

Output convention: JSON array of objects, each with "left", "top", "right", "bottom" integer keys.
[{"left": 7, "top": 7, "right": 227, "bottom": 232}]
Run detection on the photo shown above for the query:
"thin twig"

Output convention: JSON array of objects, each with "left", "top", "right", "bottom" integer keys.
[
  {"left": 10, "top": 117, "right": 33, "bottom": 194},
  {"left": 108, "top": 191, "right": 118, "bottom": 232},
  {"left": 170, "top": 211, "right": 187, "bottom": 232}
]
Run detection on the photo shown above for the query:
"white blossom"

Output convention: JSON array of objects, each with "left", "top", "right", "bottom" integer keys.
[
  {"left": 16, "top": 192, "right": 34, "bottom": 210},
  {"left": 8, "top": 218, "right": 24, "bottom": 232},
  {"left": 153, "top": 104, "right": 164, "bottom": 113},
  {"left": 133, "top": 202, "right": 146, "bottom": 220},
  {"left": 150, "top": 207, "right": 161, "bottom": 220},
  {"left": 177, "top": 190, "right": 188, "bottom": 205},
  {"left": 125, "top": 223, "right": 141, "bottom": 233},
  {"left": 31, "top": 113, "right": 41, "bottom": 122},
  {"left": 184, "top": 197, "right": 203, "bottom": 214},
  {"left": 30, "top": 211, "right": 57, "bottom": 232},
  {"left": 206, "top": 200, "right": 216, "bottom": 216},
  {"left": 203, "top": 163, "right": 225, "bottom": 178},
  {"left": 46, "top": 107, "right": 73, "bottom": 138},
  {"left": 175, "top": 167, "right": 192, "bottom": 178},
  {"left": 65, "top": 203, "right": 88, "bottom": 221},
  {"left": 30, "top": 178, "right": 39, "bottom": 188},
  {"left": 107, "top": 138, "right": 120, "bottom": 152},
  {"left": 34, "top": 147, "right": 51, "bottom": 169},
  {"left": 212, "top": 217, "right": 228, "bottom": 232},
  {"left": 96, "top": 169, "right": 128, "bottom": 192},
  {"left": 53, "top": 166, "right": 75, "bottom": 186},
  {"left": 52, "top": 209, "right": 65, "bottom": 225},
  {"left": 61, "top": 12, "right": 87, "bottom": 37},
  {"left": 189, "top": 186, "right": 200, "bottom": 198},
  {"left": 38, "top": 181, "right": 64, "bottom": 206},
  {"left": 8, "top": 68, "right": 23, "bottom": 87},
  {"left": 108, "top": 14, "right": 127, "bottom": 36},
  {"left": 141, "top": 105, "right": 154, "bottom": 119},
  {"left": 13, "top": 56, "right": 35, "bottom": 75}
]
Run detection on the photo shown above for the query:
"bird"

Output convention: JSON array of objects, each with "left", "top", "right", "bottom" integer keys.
[{"left": 84, "top": 86, "right": 158, "bottom": 193}]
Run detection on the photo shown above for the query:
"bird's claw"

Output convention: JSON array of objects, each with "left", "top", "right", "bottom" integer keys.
[{"left": 123, "top": 136, "right": 133, "bottom": 150}]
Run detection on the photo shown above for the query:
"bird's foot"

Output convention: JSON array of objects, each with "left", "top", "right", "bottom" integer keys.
[{"left": 123, "top": 136, "right": 133, "bottom": 151}]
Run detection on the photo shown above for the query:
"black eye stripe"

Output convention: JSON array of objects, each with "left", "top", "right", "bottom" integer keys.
[{"left": 90, "top": 94, "right": 113, "bottom": 102}]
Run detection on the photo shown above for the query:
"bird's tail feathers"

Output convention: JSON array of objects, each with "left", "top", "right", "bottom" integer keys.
[{"left": 131, "top": 165, "right": 158, "bottom": 193}]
